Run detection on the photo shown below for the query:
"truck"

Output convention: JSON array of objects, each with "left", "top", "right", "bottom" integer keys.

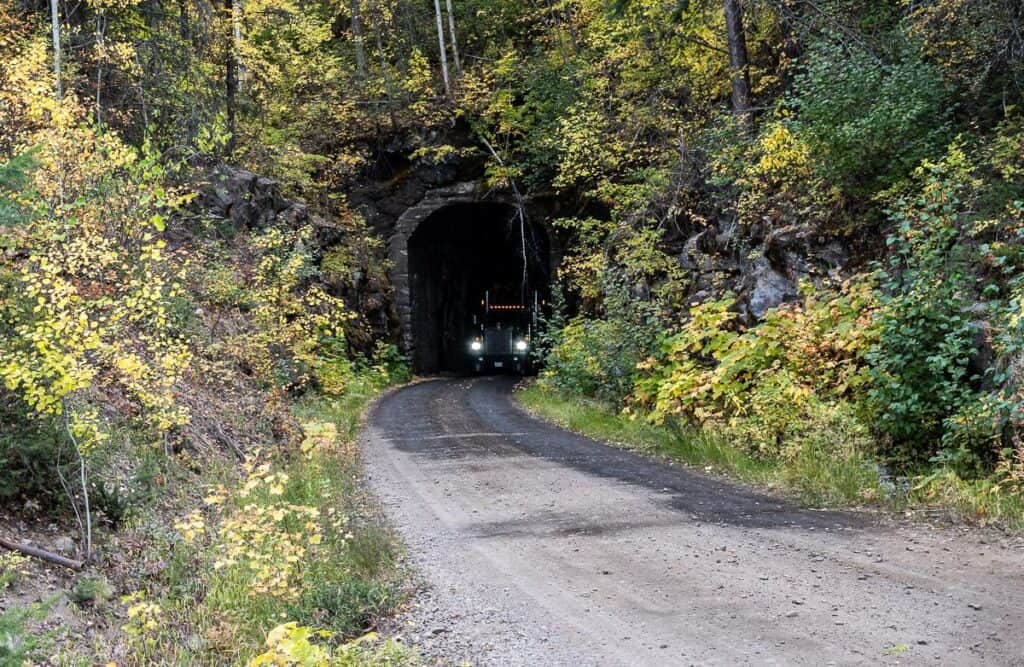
[{"left": 467, "top": 290, "right": 538, "bottom": 375}]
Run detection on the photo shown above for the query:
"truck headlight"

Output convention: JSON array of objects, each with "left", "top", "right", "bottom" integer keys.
[
  {"left": 515, "top": 340, "right": 528, "bottom": 351},
  {"left": 470, "top": 340, "right": 482, "bottom": 351}
]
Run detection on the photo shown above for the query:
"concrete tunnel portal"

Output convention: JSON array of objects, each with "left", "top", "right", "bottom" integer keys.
[{"left": 391, "top": 194, "right": 554, "bottom": 375}]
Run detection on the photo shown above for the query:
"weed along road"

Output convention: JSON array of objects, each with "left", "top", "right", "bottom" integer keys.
[{"left": 363, "top": 377, "right": 1024, "bottom": 666}]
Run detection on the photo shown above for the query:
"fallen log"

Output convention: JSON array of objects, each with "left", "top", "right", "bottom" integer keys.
[{"left": 0, "top": 536, "right": 84, "bottom": 570}]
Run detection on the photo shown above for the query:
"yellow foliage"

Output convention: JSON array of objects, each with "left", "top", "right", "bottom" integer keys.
[
  {"left": 209, "top": 463, "right": 331, "bottom": 600},
  {"left": 251, "top": 623, "right": 403, "bottom": 667},
  {"left": 251, "top": 622, "right": 333, "bottom": 667},
  {"left": 121, "top": 592, "right": 162, "bottom": 639},
  {"left": 173, "top": 509, "right": 207, "bottom": 544},
  {"left": 300, "top": 421, "right": 339, "bottom": 457},
  {"left": 0, "top": 38, "right": 191, "bottom": 453}
]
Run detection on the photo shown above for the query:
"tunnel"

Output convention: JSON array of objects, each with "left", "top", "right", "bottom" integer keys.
[{"left": 406, "top": 202, "right": 552, "bottom": 374}]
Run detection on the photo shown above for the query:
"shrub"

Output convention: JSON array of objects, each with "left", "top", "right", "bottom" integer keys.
[
  {"left": 868, "top": 145, "right": 983, "bottom": 466},
  {"left": 0, "top": 394, "right": 61, "bottom": 500},
  {"left": 633, "top": 280, "right": 878, "bottom": 461},
  {"left": 250, "top": 623, "right": 413, "bottom": 667},
  {"left": 722, "top": 120, "right": 845, "bottom": 231},
  {"left": 789, "top": 37, "right": 951, "bottom": 191},
  {"left": 0, "top": 558, "right": 52, "bottom": 665},
  {"left": 539, "top": 279, "right": 659, "bottom": 407}
]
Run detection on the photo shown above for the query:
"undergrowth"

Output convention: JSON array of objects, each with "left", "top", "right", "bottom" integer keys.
[
  {"left": 121, "top": 375, "right": 413, "bottom": 666},
  {"left": 0, "top": 554, "right": 53, "bottom": 665}
]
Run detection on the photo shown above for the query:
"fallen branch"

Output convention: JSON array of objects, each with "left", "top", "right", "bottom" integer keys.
[{"left": 0, "top": 536, "right": 84, "bottom": 570}]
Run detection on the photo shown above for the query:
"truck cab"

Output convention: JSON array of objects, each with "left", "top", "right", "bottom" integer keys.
[{"left": 468, "top": 292, "right": 537, "bottom": 375}]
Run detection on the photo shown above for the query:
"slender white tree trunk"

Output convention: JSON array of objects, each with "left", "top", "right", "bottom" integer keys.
[
  {"left": 50, "top": 0, "right": 61, "bottom": 100},
  {"left": 78, "top": 447, "right": 92, "bottom": 560},
  {"left": 234, "top": 0, "right": 246, "bottom": 85},
  {"left": 445, "top": 0, "right": 461, "bottom": 74},
  {"left": 225, "top": 0, "right": 237, "bottom": 152},
  {"left": 63, "top": 409, "right": 92, "bottom": 562},
  {"left": 433, "top": 0, "right": 450, "bottom": 96},
  {"left": 50, "top": 0, "right": 65, "bottom": 209}
]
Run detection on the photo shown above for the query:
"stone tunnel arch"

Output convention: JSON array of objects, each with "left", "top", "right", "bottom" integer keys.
[{"left": 388, "top": 182, "right": 557, "bottom": 374}]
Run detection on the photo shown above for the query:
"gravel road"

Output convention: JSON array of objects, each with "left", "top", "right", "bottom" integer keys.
[{"left": 363, "top": 376, "right": 1024, "bottom": 666}]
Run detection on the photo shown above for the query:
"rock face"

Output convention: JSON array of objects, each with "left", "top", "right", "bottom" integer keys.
[
  {"left": 200, "top": 166, "right": 311, "bottom": 232},
  {"left": 672, "top": 218, "right": 850, "bottom": 321},
  {"left": 197, "top": 166, "right": 354, "bottom": 252}
]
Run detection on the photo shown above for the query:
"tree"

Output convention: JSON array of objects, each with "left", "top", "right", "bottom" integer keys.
[
  {"left": 49, "top": 0, "right": 60, "bottom": 100},
  {"left": 225, "top": 0, "right": 238, "bottom": 153},
  {"left": 723, "top": 0, "right": 752, "bottom": 131},
  {"left": 445, "top": 0, "right": 460, "bottom": 74},
  {"left": 351, "top": 0, "right": 367, "bottom": 78},
  {"left": 433, "top": 0, "right": 450, "bottom": 96}
]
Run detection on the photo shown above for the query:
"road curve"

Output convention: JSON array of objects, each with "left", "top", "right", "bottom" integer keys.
[{"left": 363, "top": 377, "right": 1024, "bottom": 666}]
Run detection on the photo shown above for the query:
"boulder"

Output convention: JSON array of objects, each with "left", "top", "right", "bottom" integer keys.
[
  {"left": 201, "top": 166, "right": 288, "bottom": 230},
  {"left": 746, "top": 257, "right": 798, "bottom": 319}
]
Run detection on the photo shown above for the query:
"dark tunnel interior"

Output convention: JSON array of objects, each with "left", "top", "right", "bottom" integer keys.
[{"left": 408, "top": 203, "right": 552, "bottom": 374}]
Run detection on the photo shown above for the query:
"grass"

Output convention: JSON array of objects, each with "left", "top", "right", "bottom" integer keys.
[
  {"left": 517, "top": 381, "right": 883, "bottom": 508},
  {"left": 120, "top": 374, "right": 414, "bottom": 666},
  {"left": 518, "top": 382, "right": 1024, "bottom": 527},
  {"left": 0, "top": 560, "right": 54, "bottom": 666},
  {"left": 908, "top": 469, "right": 1024, "bottom": 530},
  {"left": 517, "top": 386, "right": 773, "bottom": 481}
]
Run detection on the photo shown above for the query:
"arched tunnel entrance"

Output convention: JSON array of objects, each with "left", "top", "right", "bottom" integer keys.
[{"left": 406, "top": 202, "right": 552, "bottom": 374}]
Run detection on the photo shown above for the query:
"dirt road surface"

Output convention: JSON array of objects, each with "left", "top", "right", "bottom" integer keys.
[{"left": 363, "top": 377, "right": 1024, "bottom": 666}]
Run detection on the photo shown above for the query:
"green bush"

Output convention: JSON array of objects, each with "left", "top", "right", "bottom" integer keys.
[
  {"left": 0, "top": 395, "right": 62, "bottom": 501},
  {"left": 538, "top": 279, "right": 659, "bottom": 407},
  {"left": 0, "top": 560, "right": 52, "bottom": 665},
  {"left": 789, "top": 37, "right": 951, "bottom": 191},
  {"left": 634, "top": 281, "right": 877, "bottom": 429},
  {"left": 868, "top": 145, "right": 984, "bottom": 467},
  {"left": 0, "top": 148, "right": 38, "bottom": 228}
]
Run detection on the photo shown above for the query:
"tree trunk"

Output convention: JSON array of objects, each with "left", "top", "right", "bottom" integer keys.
[
  {"left": 397, "top": 0, "right": 415, "bottom": 77},
  {"left": 371, "top": 0, "right": 397, "bottom": 128},
  {"left": 444, "top": 0, "right": 461, "bottom": 74},
  {"left": 433, "top": 0, "right": 450, "bottom": 96},
  {"left": 723, "top": 0, "right": 753, "bottom": 131},
  {"left": 177, "top": 0, "right": 190, "bottom": 40},
  {"left": 351, "top": 0, "right": 367, "bottom": 78},
  {"left": 234, "top": 0, "right": 246, "bottom": 85},
  {"left": 50, "top": 0, "right": 61, "bottom": 100},
  {"left": 225, "top": 0, "right": 237, "bottom": 153},
  {"left": 95, "top": 11, "right": 106, "bottom": 126}
]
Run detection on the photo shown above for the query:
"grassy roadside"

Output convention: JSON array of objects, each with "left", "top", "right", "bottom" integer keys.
[
  {"left": 0, "top": 375, "right": 417, "bottom": 667},
  {"left": 518, "top": 382, "right": 1024, "bottom": 527},
  {"left": 126, "top": 376, "right": 415, "bottom": 666},
  {"left": 516, "top": 381, "right": 883, "bottom": 508}
]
